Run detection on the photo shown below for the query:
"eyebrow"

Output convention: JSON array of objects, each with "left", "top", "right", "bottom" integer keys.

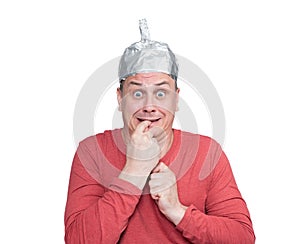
[
  {"left": 128, "top": 81, "right": 142, "bottom": 86},
  {"left": 154, "top": 81, "right": 171, "bottom": 87},
  {"left": 128, "top": 81, "right": 171, "bottom": 87}
]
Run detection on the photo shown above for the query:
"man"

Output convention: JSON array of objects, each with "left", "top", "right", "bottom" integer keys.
[{"left": 65, "top": 19, "right": 255, "bottom": 243}]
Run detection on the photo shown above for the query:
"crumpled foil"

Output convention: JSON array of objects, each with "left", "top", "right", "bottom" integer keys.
[{"left": 118, "top": 19, "right": 178, "bottom": 81}]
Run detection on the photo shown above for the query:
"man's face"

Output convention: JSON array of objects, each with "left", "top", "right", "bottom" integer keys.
[{"left": 117, "top": 72, "right": 180, "bottom": 137}]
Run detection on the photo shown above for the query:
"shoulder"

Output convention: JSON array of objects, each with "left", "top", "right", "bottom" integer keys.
[
  {"left": 77, "top": 129, "right": 120, "bottom": 150},
  {"left": 174, "top": 129, "right": 221, "bottom": 148}
]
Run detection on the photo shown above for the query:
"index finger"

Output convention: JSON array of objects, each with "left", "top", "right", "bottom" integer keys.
[
  {"left": 152, "top": 162, "right": 168, "bottom": 173},
  {"left": 135, "top": 120, "right": 152, "bottom": 134}
]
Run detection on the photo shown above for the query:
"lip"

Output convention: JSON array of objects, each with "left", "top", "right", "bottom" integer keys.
[{"left": 137, "top": 117, "right": 161, "bottom": 123}]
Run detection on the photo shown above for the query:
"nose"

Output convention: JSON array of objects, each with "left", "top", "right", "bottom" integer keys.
[
  {"left": 143, "top": 105, "right": 156, "bottom": 113},
  {"left": 143, "top": 95, "right": 157, "bottom": 113}
]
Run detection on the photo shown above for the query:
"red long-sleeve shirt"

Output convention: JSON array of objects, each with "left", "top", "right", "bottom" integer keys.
[{"left": 65, "top": 129, "right": 255, "bottom": 243}]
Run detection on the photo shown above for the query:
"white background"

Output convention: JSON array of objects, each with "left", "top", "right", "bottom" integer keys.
[{"left": 1, "top": 0, "right": 299, "bottom": 243}]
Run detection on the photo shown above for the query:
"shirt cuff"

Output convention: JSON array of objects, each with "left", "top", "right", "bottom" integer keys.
[{"left": 176, "top": 204, "right": 198, "bottom": 232}]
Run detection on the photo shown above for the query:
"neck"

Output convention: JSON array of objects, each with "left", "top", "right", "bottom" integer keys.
[{"left": 155, "top": 128, "right": 174, "bottom": 158}]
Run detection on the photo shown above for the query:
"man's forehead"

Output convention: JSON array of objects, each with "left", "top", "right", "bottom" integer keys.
[{"left": 125, "top": 72, "right": 174, "bottom": 84}]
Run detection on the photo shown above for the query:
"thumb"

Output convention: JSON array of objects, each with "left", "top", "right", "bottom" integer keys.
[{"left": 152, "top": 162, "right": 168, "bottom": 173}]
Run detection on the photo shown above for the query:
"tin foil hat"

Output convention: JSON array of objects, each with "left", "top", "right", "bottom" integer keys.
[{"left": 118, "top": 19, "right": 178, "bottom": 81}]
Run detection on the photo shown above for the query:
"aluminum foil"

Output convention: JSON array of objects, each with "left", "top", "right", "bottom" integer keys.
[{"left": 118, "top": 19, "right": 178, "bottom": 81}]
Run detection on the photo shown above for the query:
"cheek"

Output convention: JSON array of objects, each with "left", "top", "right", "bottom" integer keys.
[
  {"left": 157, "top": 99, "right": 177, "bottom": 115},
  {"left": 121, "top": 98, "right": 143, "bottom": 117}
]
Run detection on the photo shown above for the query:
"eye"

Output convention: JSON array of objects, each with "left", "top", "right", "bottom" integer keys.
[
  {"left": 156, "top": 90, "right": 166, "bottom": 98},
  {"left": 133, "top": 90, "right": 143, "bottom": 98}
]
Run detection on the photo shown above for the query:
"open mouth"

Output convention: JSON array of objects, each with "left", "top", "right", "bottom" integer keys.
[{"left": 137, "top": 118, "right": 161, "bottom": 123}]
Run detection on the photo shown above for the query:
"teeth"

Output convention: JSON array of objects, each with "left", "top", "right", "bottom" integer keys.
[{"left": 138, "top": 118, "right": 160, "bottom": 122}]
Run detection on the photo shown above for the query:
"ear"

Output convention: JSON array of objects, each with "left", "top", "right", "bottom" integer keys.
[
  {"left": 116, "top": 88, "right": 123, "bottom": 111},
  {"left": 175, "top": 88, "right": 180, "bottom": 111}
]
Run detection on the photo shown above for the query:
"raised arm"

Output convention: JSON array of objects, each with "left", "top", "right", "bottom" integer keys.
[{"left": 64, "top": 143, "right": 142, "bottom": 244}]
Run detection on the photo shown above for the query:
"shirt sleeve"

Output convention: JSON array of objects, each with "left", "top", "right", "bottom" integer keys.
[
  {"left": 64, "top": 140, "right": 142, "bottom": 244},
  {"left": 176, "top": 147, "right": 255, "bottom": 243}
]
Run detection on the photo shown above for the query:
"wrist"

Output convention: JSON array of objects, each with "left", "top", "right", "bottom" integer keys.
[
  {"left": 119, "top": 165, "right": 150, "bottom": 190},
  {"left": 166, "top": 204, "right": 188, "bottom": 226},
  {"left": 124, "top": 158, "right": 158, "bottom": 175}
]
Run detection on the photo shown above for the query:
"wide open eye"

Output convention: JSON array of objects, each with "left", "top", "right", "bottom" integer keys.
[
  {"left": 133, "top": 90, "right": 143, "bottom": 98},
  {"left": 156, "top": 90, "right": 166, "bottom": 98}
]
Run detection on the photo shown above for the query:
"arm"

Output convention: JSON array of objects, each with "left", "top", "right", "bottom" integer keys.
[
  {"left": 176, "top": 150, "right": 255, "bottom": 243},
  {"left": 65, "top": 122, "right": 160, "bottom": 243},
  {"left": 64, "top": 142, "right": 142, "bottom": 244}
]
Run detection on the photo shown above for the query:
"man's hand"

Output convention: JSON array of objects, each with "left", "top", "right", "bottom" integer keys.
[
  {"left": 149, "top": 162, "right": 187, "bottom": 225},
  {"left": 119, "top": 121, "right": 160, "bottom": 189}
]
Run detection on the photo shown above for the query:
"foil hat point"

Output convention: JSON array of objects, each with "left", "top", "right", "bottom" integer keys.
[
  {"left": 139, "top": 19, "right": 150, "bottom": 42},
  {"left": 119, "top": 19, "right": 178, "bottom": 81}
]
